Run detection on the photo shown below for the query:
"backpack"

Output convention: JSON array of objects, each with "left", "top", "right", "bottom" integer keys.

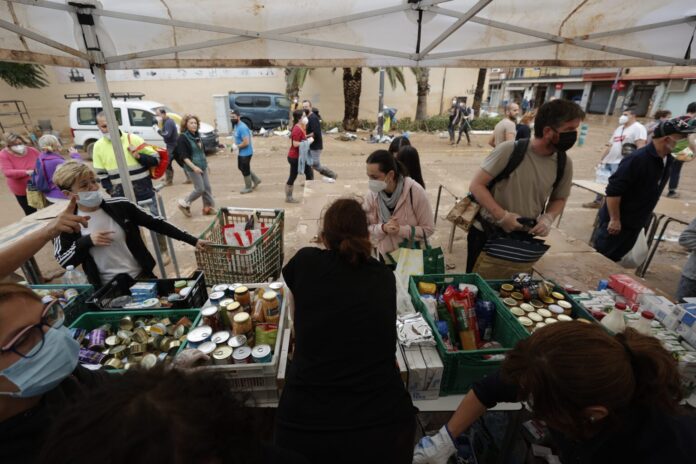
[
  {"left": 30, "top": 157, "right": 52, "bottom": 193},
  {"left": 127, "top": 134, "right": 169, "bottom": 180},
  {"left": 487, "top": 138, "right": 567, "bottom": 192}
]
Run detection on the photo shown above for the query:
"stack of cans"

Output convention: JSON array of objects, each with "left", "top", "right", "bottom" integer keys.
[{"left": 71, "top": 314, "right": 193, "bottom": 370}]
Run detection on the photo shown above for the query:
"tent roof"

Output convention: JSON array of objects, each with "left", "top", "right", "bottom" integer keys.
[{"left": 1, "top": 0, "right": 695, "bottom": 69}]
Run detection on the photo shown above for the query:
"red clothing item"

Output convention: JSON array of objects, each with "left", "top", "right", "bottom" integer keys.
[
  {"left": 0, "top": 147, "right": 40, "bottom": 195},
  {"left": 288, "top": 125, "right": 306, "bottom": 160}
]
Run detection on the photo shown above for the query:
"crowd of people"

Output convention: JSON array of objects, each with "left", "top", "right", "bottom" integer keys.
[{"left": 1, "top": 95, "right": 696, "bottom": 464}]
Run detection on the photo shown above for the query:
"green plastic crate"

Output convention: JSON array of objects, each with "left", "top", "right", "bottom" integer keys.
[
  {"left": 31, "top": 284, "right": 94, "bottom": 325},
  {"left": 408, "top": 274, "right": 528, "bottom": 395},
  {"left": 69, "top": 309, "right": 202, "bottom": 372},
  {"left": 486, "top": 279, "right": 596, "bottom": 331}
]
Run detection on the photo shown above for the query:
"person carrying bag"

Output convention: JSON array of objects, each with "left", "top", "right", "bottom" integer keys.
[{"left": 390, "top": 226, "right": 445, "bottom": 286}]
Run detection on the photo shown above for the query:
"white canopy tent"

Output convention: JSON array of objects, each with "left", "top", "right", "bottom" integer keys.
[{"left": 1, "top": 0, "right": 695, "bottom": 199}]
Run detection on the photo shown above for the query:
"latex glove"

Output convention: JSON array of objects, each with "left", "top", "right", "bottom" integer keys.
[
  {"left": 307, "top": 136, "right": 315, "bottom": 145},
  {"left": 231, "top": 143, "right": 239, "bottom": 153},
  {"left": 171, "top": 348, "right": 210, "bottom": 370},
  {"left": 529, "top": 213, "right": 554, "bottom": 237},
  {"left": 496, "top": 211, "right": 523, "bottom": 233},
  {"left": 608, "top": 219, "right": 621, "bottom": 235},
  {"left": 413, "top": 425, "right": 456, "bottom": 464},
  {"left": 152, "top": 124, "right": 160, "bottom": 132}
]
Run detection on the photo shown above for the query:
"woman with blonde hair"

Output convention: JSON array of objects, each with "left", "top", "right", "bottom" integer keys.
[
  {"left": 0, "top": 132, "right": 40, "bottom": 215},
  {"left": 175, "top": 114, "right": 216, "bottom": 217},
  {"left": 33, "top": 135, "right": 81, "bottom": 204}
]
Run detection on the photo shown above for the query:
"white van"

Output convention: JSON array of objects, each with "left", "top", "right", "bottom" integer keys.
[{"left": 68, "top": 93, "right": 219, "bottom": 158}]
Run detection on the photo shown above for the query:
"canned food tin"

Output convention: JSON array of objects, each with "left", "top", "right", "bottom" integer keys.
[
  {"left": 251, "top": 344, "right": 272, "bottom": 363},
  {"left": 64, "top": 288, "right": 79, "bottom": 300},
  {"left": 201, "top": 306, "right": 222, "bottom": 331},
  {"left": 104, "top": 358, "right": 123, "bottom": 369},
  {"left": 209, "top": 291, "right": 226, "bottom": 305},
  {"left": 212, "top": 284, "right": 229, "bottom": 294},
  {"left": 548, "top": 304, "right": 564, "bottom": 315},
  {"left": 197, "top": 341, "right": 217, "bottom": 355},
  {"left": 175, "top": 317, "right": 193, "bottom": 328},
  {"left": 78, "top": 348, "right": 105, "bottom": 365},
  {"left": 129, "top": 342, "right": 146, "bottom": 355},
  {"left": 557, "top": 300, "right": 572, "bottom": 310},
  {"left": 551, "top": 291, "right": 565, "bottom": 300},
  {"left": 517, "top": 316, "right": 533, "bottom": 331},
  {"left": 510, "top": 307, "right": 525, "bottom": 317},
  {"left": 544, "top": 318, "right": 559, "bottom": 324},
  {"left": 141, "top": 353, "right": 158, "bottom": 369},
  {"left": 211, "top": 330, "right": 230, "bottom": 345},
  {"left": 530, "top": 299, "right": 544, "bottom": 309},
  {"left": 232, "top": 346, "right": 252, "bottom": 364},
  {"left": 150, "top": 323, "right": 168, "bottom": 336},
  {"left": 500, "top": 283, "right": 515, "bottom": 297},
  {"left": 87, "top": 329, "right": 107, "bottom": 350},
  {"left": 557, "top": 314, "right": 573, "bottom": 322},
  {"left": 227, "top": 334, "right": 247, "bottom": 348},
  {"left": 173, "top": 324, "right": 185, "bottom": 339},
  {"left": 186, "top": 325, "right": 213, "bottom": 348},
  {"left": 502, "top": 298, "right": 517, "bottom": 307},
  {"left": 133, "top": 327, "right": 149, "bottom": 343},
  {"left": 167, "top": 340, "right": 181, "bottom": 352},
  {"left": 110, "top": 345, "right": 128, "bottom": 359},
  {"left": 528, "top": 312, "right": 543, "bottom": 322},
  {"left": 537, "top": 308, "right": 552, "bottom": 319},
  {"left": 105, "top": 335, "right": 120, "bottom": 347},
  {"left": 212, "top": 346, "right": 234, "bottom": 365},
  {"left": 535, "top": 322, "right": 547, "bottom": 329},
  {"left": 519, "top": 303, "right": 534, "bottom": 313},
  {"left": 542, "top": 296, "right": 555, "bottom": 305}
]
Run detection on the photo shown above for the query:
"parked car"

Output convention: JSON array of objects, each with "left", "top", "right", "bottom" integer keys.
[
  {"left": 69, "top": 96, "right": 219, "bottom": 159},
  {"left": 228, "top": 92, "right": 291, "bottom": 130}
]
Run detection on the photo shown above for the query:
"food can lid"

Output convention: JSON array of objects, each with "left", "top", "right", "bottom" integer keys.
[
  {"left": 228, "top": 335, "right": 247, "bottom": 348},
  {"left": 233, "top": 346, "right": 252, "bottom": 359},
  {"left": 209, "top": 291, "right": 225, "bottom": 299},
  {"left": 213, "top": 284, "right": 229, "bottom": 291},
  {"left": 269, "top": 282, "right": 283, "bottom": 290},
  {"left": 197, "top": 341, "right": 217, "bottom": 354},
  {"left": 520, "top": 303, "right": 534, "bottom": 313},
  {"left": 141, "top": 353, "right": 158, "bottom": 369},
  {"left": 213, "top": 346, "right": 233, "bottom": 359},
  {"left": 252, "top": 344, "right": 272, "bottom": 358},
  {"left": 233, "top": 312, "right": 250, "bottom": 323},
  {"left": 211, "top": 331, "right": 231, "bottom": 344},
  {"left": 201, "top": 306, "right": 218, "bottom": 316},
  {"left": 510, "top": 307, "right": 525, "bottom": 317},
  {"left": 548, "top": 304, "right": 564, "bottom": 314},
  {"left": 545, "top": 318, "right": 559, "bottom": 324},
  {"left": 557, "top": 314, "right": 573, "bottom": 322},
  {"left": 188, "top": 325, "right": 212, "bottom": 342},
  {"left": 528, "top": 312, "right": 543, "bottom": 322},
  {"left": 551, "top": 291, "right": 565, "bottom": 300},
  {"left": 558, "top": 300, "right": 572, "bottom": 309},
  {"left": 517, "top": 316, "right": 533, "bottom": 326}
]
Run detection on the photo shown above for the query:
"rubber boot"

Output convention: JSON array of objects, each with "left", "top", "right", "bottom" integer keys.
[
  {"left": 285, "top": 185, "right": 299, "bottom": 203},
  {"left": 240, "top": 176, "right": 253, "bottom": 194},
  {"left": 250, "top": 172, "right": 262, "bottom": 189},
  {"left": 319, "top": 166, "right": 338, "bottom": 180}
]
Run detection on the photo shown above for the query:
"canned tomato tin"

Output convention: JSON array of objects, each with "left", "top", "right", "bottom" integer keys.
[
  {"left": 87, "top": 328, "right": 106, "bottom": 350},
  {"left": 197, "top": 341, "right": 217, "bottom": 356},
  {"left": 211, "top": 330, "right": 230, "bottom": 345},
  {"left": 227, "top": 334, "right": 247, "bottom": 348},
  {"left": 232, "top": 346, "right": 252, "bottom": 364},
  {"left": 209, "top": 291, "right": 226, "bottom": 305},
  {"left": 186, "top": 325, "right": 212, "bottom": 348},
  {"left": 212, "top": 346, "right": 234, "bottom": 365},
  {"left": 251, "top": 344, "right": 272, "bottom": 363},
  {"left": 212, "top": 284, "right": 229, "bottom": 295},
  {"left": 201, "top": 306, "right": 222, "bottom": 331}
]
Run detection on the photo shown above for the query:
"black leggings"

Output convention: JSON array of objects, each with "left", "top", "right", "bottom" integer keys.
[
  {"left": 238, "top": 155, "right": 252, "bottom": 177},
  {"left": 286, "top": 156, "right": 313, "bottom": 186},
  {"left": 15, "top": 194, "right": 36, "bottom": 216}
]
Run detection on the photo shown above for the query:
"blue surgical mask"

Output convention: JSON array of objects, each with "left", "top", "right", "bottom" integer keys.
[
  {"left": 0, "top": 326, "right": 79, "bottom": 398},
  {"left": 77, "top": 190, "right": 102, "bottom": 208},
  {"left": 368, "top": 179, "right": 388, "bottom": 193}
]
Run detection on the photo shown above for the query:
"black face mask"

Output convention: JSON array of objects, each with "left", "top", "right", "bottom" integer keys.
[
  {"left": 303, "top": 109, "right": 310, "bottom": 116},
  {"left": 231, "top": 119, "right": 238, "bottom": 127},
  {"left": 553, "top": 130, "right": 578, "bottom": 151}
]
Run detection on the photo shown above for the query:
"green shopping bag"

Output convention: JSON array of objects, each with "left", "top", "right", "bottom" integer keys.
[{"left": 389, "top": 227, "right": 445, "bottom": 285}]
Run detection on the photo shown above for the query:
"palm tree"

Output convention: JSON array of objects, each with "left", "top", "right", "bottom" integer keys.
[
  {"left": 338, "top": 67, "right": 406, "bottom": 132},
  {"left": 284, "top": 67, "right": 313, "bottom": 106},
  {"left": 411, "top": 67, "right": 430, "bottom": 121},
  {"left": 472, "top": 68, "right": 487, "bottom": 117},
  {"left": 0, "top": 62, "right": 48, "bottom": 88}
]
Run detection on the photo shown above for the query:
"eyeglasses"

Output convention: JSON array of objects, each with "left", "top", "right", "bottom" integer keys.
[{"left": 0, "top": 299, "right": 65, "bottom": 358}]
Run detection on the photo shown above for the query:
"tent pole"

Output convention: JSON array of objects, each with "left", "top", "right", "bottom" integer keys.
[
  {"left": 378, "top": 68, "right": 385, "bottom": 139},
  {"left": 93, "top": 64, "right": 137, "bottom": 202},
  {"left": 603, "top": 67, "right": 623, "bottom": 121}
]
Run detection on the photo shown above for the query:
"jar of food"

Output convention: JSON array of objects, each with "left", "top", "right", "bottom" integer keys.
[
  {"left": 225, "top": 301, "right": 242, "bottom": 329},
  {"left": 262, "top": 291, "right": 280, "bottom": 324},
  {"left": 499, "top": 283, "right": 514, "bottom": 298},
  {"left": 269, "top": 282, "right": 284, "bottom": 298},
  {"left": 234, "top": 286, "right": 251, "bottom": 311},
  {"left": 201, "top": 306, "right": 222, "bottom": 332},
  {"left": 233, "top": 312, "right": 252, "bottom": 336}
]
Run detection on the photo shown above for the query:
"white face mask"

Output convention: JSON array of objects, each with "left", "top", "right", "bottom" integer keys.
[
  {"left": 368, "top": 179, "right": 388, "bottom": 193},
  {"left": 102, "top": 133, "right": 111, "bottom": 141},
  {"left": 77, "top": 190, "right": 102, "bottom": 208},
  {"left": 10, "top": 144, "right": 26, "bottom": 154},
  {"left": 619, "top": 115, "right": 629, "bottom": 125},
  {"left": 301, "top": 116, "right": 309, "bottom": 126},
  {"left": 155, "top": 116, "right": 163, "bottom": 124}
]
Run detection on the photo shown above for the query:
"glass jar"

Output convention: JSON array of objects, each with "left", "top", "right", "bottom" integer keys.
[
  {"left": 232, "top": 312, "right": 252, "bottom": 336},
  {"left": 262, "top": 291, "right": 280, "bottom": 324},
  {"left": 234, "top": 286, "right": 251, "bottom": 311}
]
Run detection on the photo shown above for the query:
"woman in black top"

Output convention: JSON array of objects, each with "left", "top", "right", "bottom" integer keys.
[
  {"left": 397, "top": 145, "right": 425, "bottom": 189},
  {"left": 414, "top": 322, "right": 696, "bottom": 464},
  {"left": 275, "top": 198, "right": 416, "bottom": 464}
]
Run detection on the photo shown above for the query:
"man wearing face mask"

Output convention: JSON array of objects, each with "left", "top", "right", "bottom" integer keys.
[
  {"left": 51, "top": 162, "right": 208, "bottom": 288},
  {"left": 155, "top": 108, "right": 187, "bottom": 187},
  {"left": 583, "top": 108, "right": 647, "bottom": 209},
  {"left": 0, "top": 283, "right": 107, "bottom": 464},
  {"left": 302, "top": 100, "right": 338, "bottom": 180},
  {"left": 0, "top": 133, "right": 41, "bottom": 215},
  {"left": 594, "top": 119, "right": 696, "bottom": 262},
  {"left": 467, "top": 99, "right": 583, "bottom": 272},
  {"left": 230, "top": 110, "right": 261, "bottom": 194}
]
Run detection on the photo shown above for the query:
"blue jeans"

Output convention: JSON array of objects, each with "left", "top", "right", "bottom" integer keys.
[{"left": 676, "top": 275, "right": 696, "bottom": 303}]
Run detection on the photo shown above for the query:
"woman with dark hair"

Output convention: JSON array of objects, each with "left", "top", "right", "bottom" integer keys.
[
  {"left": 285, "top": 109, "right": 314, "bottom": 203},
  {"left": 175, "top": 114, "right": 216, "bottom": 217},
  {"left": 389, "top": 135, "right": 411, "bottom": 156},
  {"left": 414, "top": 322, "right": 696, "bottom": 464},
  {"left": 275, "top": 198, "right": 416, "bottom": 464},
  {"left": 397, "top": 145, "right": 425, "bottom": 189},
  {"left": 364, "top": 149, "right": 434, "bottom": 262}
]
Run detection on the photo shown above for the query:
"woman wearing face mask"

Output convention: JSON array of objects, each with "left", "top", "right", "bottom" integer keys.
[
  {"left": 0, "top": 283, "right": 107, "bottom": 464},
  {"left": 175, "top": 114, "right": 216, "bottom": 217},
  {"left": 52, "top": 161, "right": 208, "bottom": 288},
  {"left": 0, "top": 133, "right": 41, "bottom": 215},
  {"left": 413, "top": 322, "right": 696, "bottom": 464},
  {"left": 285, "top": 109, "right": 314, "bottom": 203},
  {"left": 364, "top": 150, "right": 434, "bottom": 264}
]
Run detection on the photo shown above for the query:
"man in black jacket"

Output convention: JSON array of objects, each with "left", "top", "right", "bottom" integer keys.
[
  {"left": 594, "top": 119, "right": 696, "bottom": 261},
  {"left": 302, "top": 100, "right": 338, "bottom": 180},
  {"left": 155, "top": 108, "right": 189, "bottom": 186}
]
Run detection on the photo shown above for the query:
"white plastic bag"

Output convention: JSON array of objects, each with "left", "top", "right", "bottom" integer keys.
[
  {"left": 594, "top": 164, "right": 612, "bottom": 185},
  {"left": 619, "top": 229, "right": 649, "bottom": 268}
]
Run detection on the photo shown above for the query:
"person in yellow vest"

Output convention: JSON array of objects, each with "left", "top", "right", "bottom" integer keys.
[{"left": 92, "top": 111, "right": 168, "bottom": 256}]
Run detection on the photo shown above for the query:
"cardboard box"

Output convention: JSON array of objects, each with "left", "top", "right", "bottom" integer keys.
[
  {"left": 401, "top": 345, "right": 427, "bottom": 393},
  {"left": 395, "top": 343, "right": 408, "bottom": 386},
  {"left": 418, "top": 345, "right": 444, "bottom": 400}
]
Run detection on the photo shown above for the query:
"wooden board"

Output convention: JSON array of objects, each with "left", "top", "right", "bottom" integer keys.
[
  {"left": 654, "top": 197, "right": 696, "bottom": 226},
  {"left": 543, "top": 227, "right": 596, "bottom": 253},
  {"left": 572, "top": 179, "right": 606, "bottom": 196}
]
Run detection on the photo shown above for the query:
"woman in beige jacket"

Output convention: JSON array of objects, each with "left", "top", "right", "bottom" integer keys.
[{"left": 364, "top": 149, "right": 435, "bottom": 262}]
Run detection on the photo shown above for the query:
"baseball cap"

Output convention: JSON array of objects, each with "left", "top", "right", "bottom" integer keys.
[{"left": 653, "top": 118, "right": 696, "bottom": 138}]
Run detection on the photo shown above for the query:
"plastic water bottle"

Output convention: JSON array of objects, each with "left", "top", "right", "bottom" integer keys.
[{"left": 63, "top": 265, "right": 88, "bottom": 285}]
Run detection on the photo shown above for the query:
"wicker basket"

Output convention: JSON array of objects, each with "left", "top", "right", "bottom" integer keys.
[{"left": 196, "top": 208, "right": 284, "bottom": 285}]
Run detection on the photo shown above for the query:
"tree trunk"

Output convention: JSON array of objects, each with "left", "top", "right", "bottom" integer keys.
[
  {"left": 284, "top": 68, "right": 300, "bottom": 110},
  {"left": 415, "top": 67, "right": 430, "bottom": 121},
  {"left": 472, "top": 68, "right": 487, "bottom": 117},
  {"left": 342, "top": 67, "right": 362, "bottom": 132}
]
